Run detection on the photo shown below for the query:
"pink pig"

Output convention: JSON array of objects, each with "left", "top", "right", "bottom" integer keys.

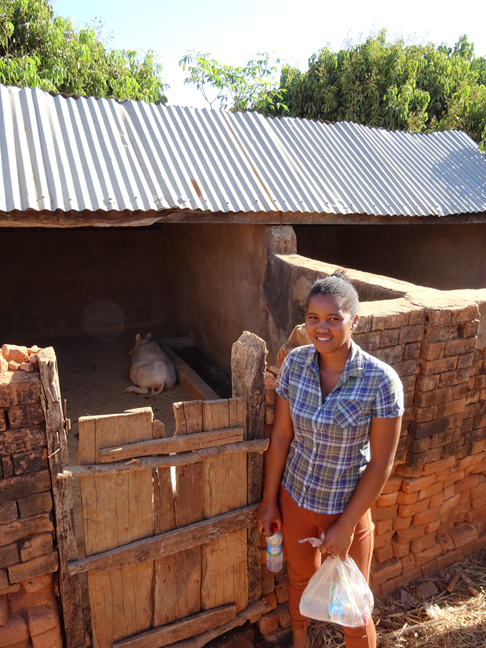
[{"left": 125, "top": 333, "right": 177, "bottom": 395}]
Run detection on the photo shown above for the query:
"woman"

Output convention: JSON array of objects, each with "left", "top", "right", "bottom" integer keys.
[{"left": 256, "top": 273, "right": 404, "bottom": 648}]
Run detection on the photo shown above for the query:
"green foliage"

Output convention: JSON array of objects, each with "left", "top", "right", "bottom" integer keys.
[
  {"left": 266, "top": 32, "right": 486, "bottom": 149},
  {"left": 179, "top": 50, "right": 286, "bottom": 112},
  {"left": 0, "top": 0, "right": 167, "bottom": 103}
]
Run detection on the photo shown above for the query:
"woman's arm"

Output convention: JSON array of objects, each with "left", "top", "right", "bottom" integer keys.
[
  {"left": 256, "top": 393, "right": 295, "bottom": 536},
  {"left": 320, "top": 415, "right": 402, "bottom": 560}
]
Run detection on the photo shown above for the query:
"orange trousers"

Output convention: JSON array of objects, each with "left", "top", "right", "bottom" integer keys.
[{"left": 279, "top": 486, "right": 376, "bottom": 648}]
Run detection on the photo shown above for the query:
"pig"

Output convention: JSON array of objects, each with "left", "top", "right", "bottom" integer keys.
[{"left": 125, "top": 333, "right": 177, "bottom": 395}]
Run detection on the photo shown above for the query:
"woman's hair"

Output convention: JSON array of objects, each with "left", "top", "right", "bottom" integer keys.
[{"left": 306, "top": 272, "right": 359, "bottom": 318}]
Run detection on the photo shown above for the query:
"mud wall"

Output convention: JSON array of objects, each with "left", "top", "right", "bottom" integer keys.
[
  {"left": 294, "top": 223, "right": 486, "bottom": 291},
  {"left": 0, "top": 229, "right": 167, "bottom": 340}
]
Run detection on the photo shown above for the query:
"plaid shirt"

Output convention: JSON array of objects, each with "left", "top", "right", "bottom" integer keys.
[{"left": 276, "top": 340, "right": 404, "bottom": 514}]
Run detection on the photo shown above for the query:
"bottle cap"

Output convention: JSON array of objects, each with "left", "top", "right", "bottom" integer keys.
[{"left": 271, "top": 523, "right": 278, "bottom": 533}]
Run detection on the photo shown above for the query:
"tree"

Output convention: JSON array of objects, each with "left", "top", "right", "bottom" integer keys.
[
  {"left": 264, "top": 32, "right": 486, "bottom": 148},
  {"left": 0, "top": 0, "right": 167, "bottom": 103},
  {"left": 179, "top": 50, "right": 286, "bottom": 112}
]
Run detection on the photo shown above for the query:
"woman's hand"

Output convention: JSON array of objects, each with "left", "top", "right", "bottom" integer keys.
[
  {"left": 256, "top": 498, "right": 282, "bottom": 537},
  {"left": 318, "top": 519, "right": 355, "bottom": 561}
]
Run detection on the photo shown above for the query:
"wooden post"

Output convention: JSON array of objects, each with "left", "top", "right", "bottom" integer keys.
[
  {"left": 231, "top": 331, "right": 268, "bottom": 604},
  {"left": 38, "top": 348, "right": 88, "bottom": 648},
  {"left": 231, "top": 332, "right": 267, "bottom": 441}
]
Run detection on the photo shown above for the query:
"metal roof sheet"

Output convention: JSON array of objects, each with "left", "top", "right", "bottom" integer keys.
[{"left": 1, "top": 84, "right": 485, "bottom": 218}]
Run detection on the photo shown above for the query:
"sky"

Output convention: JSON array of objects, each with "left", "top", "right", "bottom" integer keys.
[{"left": 53, "top": 0, "right": 486, "bottom": 108}]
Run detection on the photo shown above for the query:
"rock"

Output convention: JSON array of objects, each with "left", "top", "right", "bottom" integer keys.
[
  {"left": 2, "top": 345, "right": 29, "bottom": 364},
  {"left": 19, "top": 363, "right": 35, "bottom": 373},
  {"left": 416, "top": 581, "right": 438, "bottom": 599},
  {"left": 8, "top": 361, "right": 20, "bottom": 371}
]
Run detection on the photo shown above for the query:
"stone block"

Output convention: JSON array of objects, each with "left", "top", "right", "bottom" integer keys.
[
  {"left": 0, "top": 612, "right": 29, "bottom": 647},
  {"left": 0, "top": 470, "right": 51, "bottom": 506},
  {"left": 20, "top": 534, "right": 53, "bottom": 562},
  {"left": 0, "top": 543, "right": 20, "bottom": 570},
  {"left": 8, "top": 551, "right": 58, "bottom": 584},
  {"left": 0, "top": 426, "right": 47, "bottom": 456}
]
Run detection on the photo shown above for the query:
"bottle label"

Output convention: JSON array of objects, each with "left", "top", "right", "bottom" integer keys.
[{"left": 267, "top": 546, "right": 282, "bottom": 557}]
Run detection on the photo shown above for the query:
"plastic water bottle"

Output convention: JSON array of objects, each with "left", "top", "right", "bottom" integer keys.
[{"left": 266, "top": 523, "right": 283, "bottom": 573}]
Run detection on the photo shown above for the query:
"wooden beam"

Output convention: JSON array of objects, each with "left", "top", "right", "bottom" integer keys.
[
  {"left": 161, "top": 345, "right": 220, "bottom": 401},
  {"left": 68, "top": 504, "right": 258, "bottom": 576},
  {"left": 38, "top": 348, "right": 89, "bottom": 648},
  {"left": 158, "top": 335, "right": 196, "bottom": 350},
  {"left": 60, "top": 439, "right": 269, "bottom": 476},
  {"left": 161, "top": 599, "right": 271, "bottom": 648},
  {"left": 99, "top": 427, "right": 244, "bottom": 463},
  {"left": 113, "top": 605, "right": 237, "bottom": 648}
]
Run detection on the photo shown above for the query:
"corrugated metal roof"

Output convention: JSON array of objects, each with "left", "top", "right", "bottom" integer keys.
[{"left": 1, "top": 84, "right": 485, "bottom": 218}]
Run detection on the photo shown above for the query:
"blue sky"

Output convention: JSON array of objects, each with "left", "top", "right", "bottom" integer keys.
[{"left": 54, "top": 0, "right": 486, "bottom": 108}]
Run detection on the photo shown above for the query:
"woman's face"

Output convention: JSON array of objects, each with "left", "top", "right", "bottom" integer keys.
[{"left": 305, "top": 293, "right": 358, "bottom": 357}]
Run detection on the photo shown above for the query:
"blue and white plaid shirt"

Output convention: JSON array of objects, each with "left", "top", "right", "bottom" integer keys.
[{"left": 276, "top": 340, "right": 404, "bottom": 514}]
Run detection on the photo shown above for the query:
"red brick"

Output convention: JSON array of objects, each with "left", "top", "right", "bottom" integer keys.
[
  {"left": 396, "top": 524, "right": 427, "bottom": 544},
  {"left": 393, "top": 516, "right": 412, "bottom": 531},
  {"left": 8, "top": 403, "right": 45, "bottom": 429},
  {"left": 275, "top": 584, "right": 288, "bottom": 604},
  {"left": 418, "top": 481, "right": 443, "bottom": 500},
  {"left": 0, "top": 595, "right": 6, "bottom": 626},
  {"left": 372, "top": 505, "right": 397, "bottom": 522},
  {"left": 0, "top": 612, "right": 29, "bottom": 646},
  {"left": 439, "top": 369, "right": 471, "bottom": 387},
  {"left": 0, "top": 570, "right": 8, "bottom": 590},
  {"left": 458, "top": 489, "right": 471, "bottom": 505},
  {"left": 0, "top": 515, "right": 53, "bottom": 548},
  {"left": 0, "top": 427, "right": 47, "bottom": 456},
  {"left": 12, "top": 449, "right": 48, "bottom": 476},
  {"left": 436, "top": 517, "right": 456, "bottom": 537},
  {"left": 392, "top": 540, "right": 409, "bottom": 559},
  {"left": 415, "top": 388, "right": 454, "bottom": 408},
  {"left": 374, "top": 531, "right": 394, "bottom": 549},
  {"left": 380, "top": 577, "right": 399, "bottom": 596},
  {"left": 422, "top": 457, "right": 456, "bottom": 477},
  {"left": 375, "top": 346, "right": 405, "bottom": 364},
  {"left": 0, "top": 502, "right": 18, "bottom": 526},
  {"left": 425, "top": 518, "right": 441, "bottom": 534},
  {"left": 262, "top": 591, "right": 277, "bottom": 610},
  {"left": 404, "top": 342, "right": 421, "bottom": 360},
  {"left": 393, "top": 360, "right": 420, "bottom": 377},
  {"left": 0, "top": 411, "right": 6, "bottom": 433},
  {"left": 375, "top": 519, "right": 393, "bottom": 535},
  {"left": 471, "top": 481, "right": 486, "bottom": 501},
  {"left": 261, "top": 567, "right": 274, "bottom": 596},
  {"left": 402, "top": 474, "right": 436, "bottom": 494},
  {"left": 277, "top": 603, "right": 291, "bottom": 628},
  {"left": 459, "top": 453, "right": 485, "bottom": 471},
  {"left": 443, "top": 470, "right": 464, "bottom": 488},
  {"left": 420, "top": 356, "right": 458, "bottom": 377},
  {"left": 429, "top": 492, "right": 445, "bottom": 508},
  {"left": 411, "top": 406, "right": 436, "bottom": 423},
  {"left": 450, "top": 523, "right": 478, "bottom": 549},
  {"left": 455, "top": 474, "right": 479, "bottom": 494},
  {"left": 381, "top": 475, "right": 403, "bottom": 494},
  {"left": 376, "top": 492, "right": 398, "bottom": 507},
  {"left": 20, "top": 534, "right": 53, "bottom": 562},
  {"left": 437, "top": 533, "right": 455, "bottom": 553},
  {"left": 258, "top": 611, "right": 279, "bottom": 635},
  {"left": 27, "top": 605, "right": 59, "bottom": 636},
  {"left": 31, "top": 624, "right": 62, "bottom": 648},
  {"left": 396, "top": 491, "right": 418, "bottom": 505},
  {"left": 421, "top": 341, "right": 446, "bottom": 361},
  {"left": 416, "top": 374, "right": 440, "bottom": 392},
  {"left": 381, "top": 329, "right": 400, "bottom": 347},
  {"left": 436, "top": 399, "right": 467, "bottom": 418},
  {"left": 413, "top": 507, "right": 440, "bottom": 527},
  {"left": 7, "top": 551, "right": 58, "bottom": 584},
  {"left": 458, "top": 352, "right": 475, "bottom": 369},
  {"left": 0, "top": 470, "right": 52, "bottom": 506},
  {"left": 398, "top": 498, "right": 430, "bottom": 518},
  {"left": 23, "top": 574, "right": 52, "bottom": 594},
  {"left": 414, "top": 541, "right": 442, "bottom": 568},
  {"left": 2, "top": 457, "right": 14, "bottom": 479},
  {"left": 370, "top": 557, "right": 402, "bottom": 586},
  {"left": 410, "top": 532, "right": 436, "bottom": 554},
  {"left": 17, "top": 492, "right": 53, "bottom": 519},
  {"left": 374, "top": 545, "right": 394, "bottom": 563},
  {"left": 440, "top": 494, "right": 460, "bottom": 516},
  {"left": 445, "top": 338, "right": 476, "bottom": 357},
  {"left": 0, "top": 543, "right": 19, "bottom": 570}
]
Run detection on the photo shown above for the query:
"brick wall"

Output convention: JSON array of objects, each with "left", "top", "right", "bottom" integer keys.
[
  {"left": 0, "top": 345, "right": 62, "bottom": 648},
  {"left": 256, "top": 290, "right": 486, "bottom": 639}
]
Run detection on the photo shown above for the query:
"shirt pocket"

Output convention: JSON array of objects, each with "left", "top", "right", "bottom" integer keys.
[{"left": 333, "top": 399, "right": 369, "bottom": 429}]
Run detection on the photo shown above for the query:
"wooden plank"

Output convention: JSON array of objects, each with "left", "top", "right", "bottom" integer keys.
[
  {"left": 158, "top": 335, "right": 196, "bottom": 351},
  {"left": 153, "top": 468, "right": 176, "bottom": 535},
  {"left": 69, "top": 504, "right": 258, "bottom": 576},
  {"left": 161, "top": 346, "right": 220, "bottom": 401},
  {"left": 246, "top": 453, "right": 264, "bottom": 603},
  {"left": 99, "top": 428, "right": 244, "bottom": 462},
  {"left": 154, "top": 400, "right": 204, "bottom": 630},
  {"left": 231, "top": 332, "right": 267, "bottom": 440},
  {"left": 228, "top": 398, "right": 247, "bottom": 440},
  {"left": 113, "top": 605, "right": 237, "bottom": 648},
  {"left": 160, "top": 599, "right": 271, "bottom": 648},
  {"left": 201, "top": 400, "right": 248, "bottom": 612},
  {"left": 61, "top": 439, "right": 269, "bottom": 476},
  {"left": 38, "top": 348, "right": 88, "bottom": 648},
  {"left": 77, "top": 409, "right": 155, "bottom": 648}
]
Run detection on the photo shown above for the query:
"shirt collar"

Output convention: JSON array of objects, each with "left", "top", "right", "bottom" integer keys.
[{"left": 300, "top": 339, "right": 365, "bottom": 382}]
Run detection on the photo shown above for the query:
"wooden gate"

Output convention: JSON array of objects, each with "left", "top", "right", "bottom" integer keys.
[{"left": 61, "top": 399, "right": 269, "bottom": 648}]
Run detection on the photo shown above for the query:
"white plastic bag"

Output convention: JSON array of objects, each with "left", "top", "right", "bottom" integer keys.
[{"left": 299, "top": 542, "right": 374, "bottom": 627}]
